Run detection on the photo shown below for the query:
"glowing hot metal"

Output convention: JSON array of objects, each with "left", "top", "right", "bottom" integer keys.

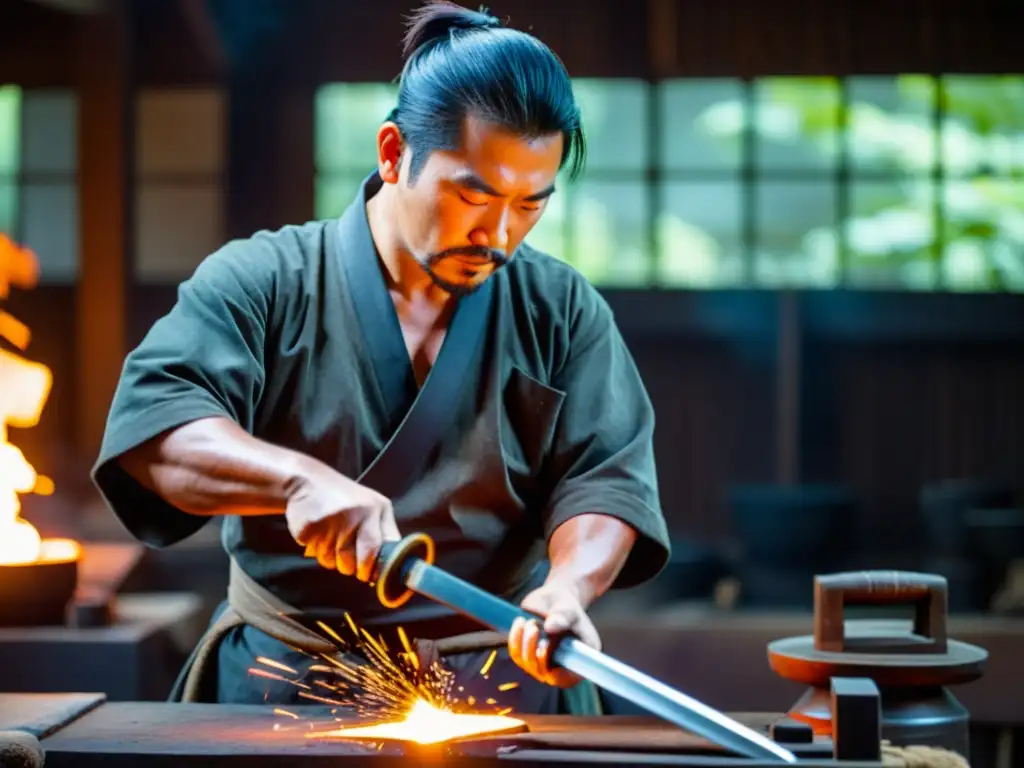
[{"left": 309, "top": 698, "right": 526, "bottom": 744}]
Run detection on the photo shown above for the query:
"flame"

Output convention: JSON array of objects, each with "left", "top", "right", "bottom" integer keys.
[
  {"left": 309, "top": 698, "right": 526, "bottom": 745},
  {"left": 0, "top": 234, "right": 69, "bottom": 566}
]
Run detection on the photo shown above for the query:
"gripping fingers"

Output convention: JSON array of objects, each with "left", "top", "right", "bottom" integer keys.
[
  {"left": 316, "top": 532, "right": 337, "bottom": 571},
  {"left": 334, "top": 525, "right": 357, "bottom": 577},
  {"left": 521, "top": 619, "right": 543, "bottom": 681},
  {"left": 379, "top": 501, "right": 401, "bottom": 543},
  {"left": 355, "top": 520, "right": 383, "bottom": 583},
  {"left": 536, "top": 635, "right": 554, "bottom": 682},
  {"left": 508, "top": 617, "right": 525, "bottom": 671}
]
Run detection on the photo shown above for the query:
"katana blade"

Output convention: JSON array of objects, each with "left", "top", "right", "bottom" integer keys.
[{"left": 375, "top": 537, "right": 797, "bottom": 763}]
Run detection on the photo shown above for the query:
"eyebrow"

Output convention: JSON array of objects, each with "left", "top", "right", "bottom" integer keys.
[{"left": 452, "top": 172, "right": 557, "bottom": 203}]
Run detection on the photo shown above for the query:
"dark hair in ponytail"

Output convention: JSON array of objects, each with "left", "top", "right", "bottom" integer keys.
[{"left": 390, "top": 1, "right": 586, "bottom": 183}]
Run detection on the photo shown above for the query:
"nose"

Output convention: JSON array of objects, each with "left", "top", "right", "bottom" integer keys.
[{"left": 469, "top": 206, "right": 510, "bottom": 252}]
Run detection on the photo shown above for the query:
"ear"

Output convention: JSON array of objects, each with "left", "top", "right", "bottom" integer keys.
[{"left": 376, "top": 122, "right": 404, "bottom": 184}]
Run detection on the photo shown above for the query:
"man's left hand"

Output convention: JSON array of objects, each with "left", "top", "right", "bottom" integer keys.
[{"left": 508, "top": 580, "right": 601, "bottom": 688}]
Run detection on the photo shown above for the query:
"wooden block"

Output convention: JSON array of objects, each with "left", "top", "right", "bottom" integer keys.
[{"left": 830, "top": 677, "right": 881, "bottom": 762}]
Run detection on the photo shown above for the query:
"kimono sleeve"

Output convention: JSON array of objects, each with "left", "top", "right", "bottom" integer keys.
[
  {"left": 91, "top": 242, "right": 272, "bottom": 548},
  {"left": 543, "top": 283, "right": 671, "bottom": 589}
]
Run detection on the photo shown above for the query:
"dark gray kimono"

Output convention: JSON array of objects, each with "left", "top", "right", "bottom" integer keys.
[{"left": 92, "top": 172, "right": 671, "bottom": 706}]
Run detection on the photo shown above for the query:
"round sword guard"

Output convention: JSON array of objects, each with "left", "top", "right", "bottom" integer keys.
[{"left": 375, "top": 532, "right": 436, "bottom": 609}]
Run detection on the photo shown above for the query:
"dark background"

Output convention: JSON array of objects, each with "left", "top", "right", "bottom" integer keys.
[{"left": 1, "top": 0, "right": 1022, "bottom": 585}]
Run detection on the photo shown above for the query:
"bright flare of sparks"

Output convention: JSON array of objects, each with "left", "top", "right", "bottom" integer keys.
[
  {"left": 0, "top": 235, "right": 76, "bottom": 566},
  {"left": 308, "top": 698, "right": 525, "bottom": 745},
  {"left": 250, "top": 611, "right": 528, "bottom": 744}
]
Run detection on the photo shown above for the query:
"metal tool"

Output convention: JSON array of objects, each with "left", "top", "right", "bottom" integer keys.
[{"left": 373, "top": 533, "right": 799, "bottom": 763}]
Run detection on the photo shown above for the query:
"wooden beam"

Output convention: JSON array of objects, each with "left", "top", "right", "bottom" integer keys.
[
  {"left": 74, "top": 0, "right": 134, "bottom": 461},
  {"left": 647, "top": 0, "right": 677, "bottom": 77},
  {"left": 175, "top": 0, "right": 227, "bottom": 75}
]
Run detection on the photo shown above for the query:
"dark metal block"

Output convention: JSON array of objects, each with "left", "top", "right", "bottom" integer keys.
[
  {"left": 769, "top": 717, "right": 814, "bottom": 744},
  {"left": 831, "top": 678, "right": 881, "bottom": 762}
]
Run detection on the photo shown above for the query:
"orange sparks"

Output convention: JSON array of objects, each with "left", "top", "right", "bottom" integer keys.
[
  {"left": 316, "top": 620, "right": 346, "bottom": 647},
  {"left": 257, "top": 657, "right": 298, "bottom": 676},
  {"left": 479, "top": 650, "right": 497, "bottom": 677},
  {"left": 247, "top": 612, "right": 523, "bottom": 745},
  {"left": 298, "top": 691, "right": 344, "bottom": 706},
  {"left": 248, "top": 667, "right": 312, "bottom": 690},
  {"left": 344, "top": 612, "right": 359, "bottom": 637}
]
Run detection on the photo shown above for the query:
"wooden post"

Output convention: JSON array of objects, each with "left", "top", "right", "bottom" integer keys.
[
  {"left": 74, "top": 0, "right": 134, "bottom": 461},
  {"left": 647, "top": 0, "right": 678, "bottom": 77}
]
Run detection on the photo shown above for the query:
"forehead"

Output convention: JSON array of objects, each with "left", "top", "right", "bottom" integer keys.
[{"left": 433, "top": 114, "right": 563, "bottom": 190}]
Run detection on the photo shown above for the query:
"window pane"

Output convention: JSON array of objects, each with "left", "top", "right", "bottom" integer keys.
[
  {"left": 845, "top": 179, "right": 937, "bottom": 290},
  {"left": 847, "top": 76, "right": 937, "bottom": 175},
  {"left": 22, "top": 182, "right": 78, "bottom": 283},
  {"left": 755, "top": 181, "right": 838, "bottom": 287},
  {"left": 659, "top": 79, "right": 745, "bottom": 172},
  {"left": 0, "top": 180, "right": 16, "bottom": 236},
  {"left": 754, "top": 77, "right": 841, "bottom": 171},
  {"left": 137, "top": 89, "right": 225, "bottom": 175},
  {"left": 657, "top": 181, "right": 744, "bottom": 287},
  {"left": 136, "top": 184, "right": 224, "bottom": 282},
  {"left": 567, "top": 181, "right": 650, "bottom": 285},
  {"left": 523, "top": 183, "right": 567, "bottom": 258},
  {"left": 315, "top": 83, "right": 398, "bottom": 173},
  {"left": 572, "top": 79, "right": 648, "bottom": 173},
  {"left": 315, "top": 174, "right": 364, "bottom": 220},
  {"left": 940, "top": 76, "right": 1024, "bottom": 177},
  {"left": 941, "top": 180, "right": 1024, "bottom": 292},
  {"left": 22, "top": 90, "right": 77, "bottom": 175},
  {"left": 0, "top": 85, "right": 21, "bottom": 174}
]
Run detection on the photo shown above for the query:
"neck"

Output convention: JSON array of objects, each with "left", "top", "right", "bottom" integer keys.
[{"left": 366, "top": 184, "right": 448, "bottom": 304}]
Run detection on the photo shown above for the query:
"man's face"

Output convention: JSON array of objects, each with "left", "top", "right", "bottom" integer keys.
[{"left": 387, "top": 115, "right": 563, "bottom": 296}]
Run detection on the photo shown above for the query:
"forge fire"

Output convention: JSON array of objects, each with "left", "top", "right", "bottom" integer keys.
[{"left": 0, "top": 234, "right": 79, "bottom": 568}]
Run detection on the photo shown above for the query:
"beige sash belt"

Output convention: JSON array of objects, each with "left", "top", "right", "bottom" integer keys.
[{"left": 174, "top": 558, "right": 507, "bottom": 703}]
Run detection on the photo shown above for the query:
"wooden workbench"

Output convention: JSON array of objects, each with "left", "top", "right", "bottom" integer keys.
[{"left": 0, "top": 693, "right": 881, "bottom": 768}]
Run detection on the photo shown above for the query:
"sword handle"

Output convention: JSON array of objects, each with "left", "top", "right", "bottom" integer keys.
[
  {"left": 376, "top": 534, "right": 555, "bottom": 641},
  {"left": 401, "top": 551, "right": 567, "bottom": 662}
]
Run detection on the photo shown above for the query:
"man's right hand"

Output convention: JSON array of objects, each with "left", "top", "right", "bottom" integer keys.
[{"left": 284, "top": 466, "right": 401, "bottom": 583}]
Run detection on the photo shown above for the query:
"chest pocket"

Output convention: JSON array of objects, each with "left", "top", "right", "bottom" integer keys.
[{"left": 500, "top": 366, "right": 566, "bottom": 502}]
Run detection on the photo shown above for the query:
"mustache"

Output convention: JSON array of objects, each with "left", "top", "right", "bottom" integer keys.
[{"left": 426, "top": 245, "right": 509, "bottom": 266}]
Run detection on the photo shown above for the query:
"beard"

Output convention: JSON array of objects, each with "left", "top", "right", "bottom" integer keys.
[{"left": 420, "top": 245, "right": 510, "bottom": 298}]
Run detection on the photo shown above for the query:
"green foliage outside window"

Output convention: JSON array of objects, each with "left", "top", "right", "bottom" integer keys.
[
  {"left": 314, "top": 75, "right": 1023, "bottom": 293},
  {"left": 0, "top": 85, "right": 20, "bottom": 237}
]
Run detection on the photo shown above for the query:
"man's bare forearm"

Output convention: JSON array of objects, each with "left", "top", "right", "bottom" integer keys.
[
  {"left": 117, "top": 415, "right": 317, "bottom": 517},
  {"left": 545, "top": 513, "right": 637, "bottom": 608}
]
